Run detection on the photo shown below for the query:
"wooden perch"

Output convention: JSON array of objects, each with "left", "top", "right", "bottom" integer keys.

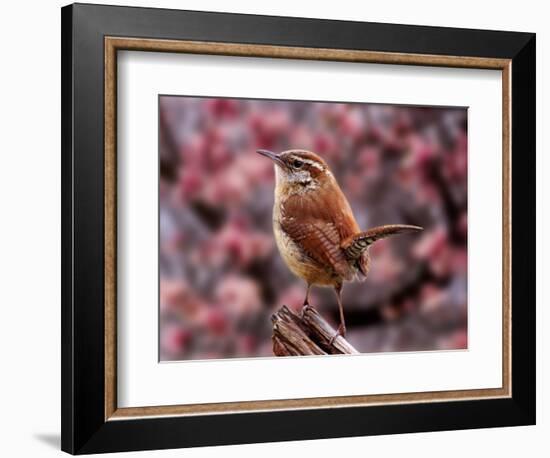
[{"left": 272, "top": 305, "right": 359, "bottom": 356}]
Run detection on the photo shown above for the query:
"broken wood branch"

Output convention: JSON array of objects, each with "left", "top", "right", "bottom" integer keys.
[{"left": 271, "top": 305, "right": 359, "bottom": 356}]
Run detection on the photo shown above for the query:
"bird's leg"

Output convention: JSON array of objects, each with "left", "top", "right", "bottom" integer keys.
[
  {"left": 303, "top": 283, "right": 311, "bottom": 306},
  {"left": 330, "top": 284, "right": 346, "bottom": 345},
  {"left": 300, "top": 283, "right": 312, "bottom": 317}
]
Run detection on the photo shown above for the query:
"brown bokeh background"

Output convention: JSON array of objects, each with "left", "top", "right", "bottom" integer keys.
[{"left": 159, "top": 96, "right": 468, "bottom": 361}]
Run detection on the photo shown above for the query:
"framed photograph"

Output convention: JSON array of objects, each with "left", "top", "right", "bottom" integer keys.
[{"left": 61, "top": 3, "right": 535, "bottom": 454}]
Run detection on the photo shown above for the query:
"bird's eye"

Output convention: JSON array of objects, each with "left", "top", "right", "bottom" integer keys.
[{"left": 293, "top": 159, "right": 304, "bottom": 168}]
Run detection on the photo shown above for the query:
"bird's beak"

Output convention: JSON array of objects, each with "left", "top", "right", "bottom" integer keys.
[{"left": 256, "top": 149, "right": 286, "bottom": 168}]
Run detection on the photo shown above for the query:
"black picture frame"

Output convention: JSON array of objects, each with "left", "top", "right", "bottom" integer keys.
[{"left": 61, "top": 3, "right": 535, "bottom": 454}]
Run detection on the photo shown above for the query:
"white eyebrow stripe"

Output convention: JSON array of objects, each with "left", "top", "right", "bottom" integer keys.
[{"left": 289, "top": 155, "right": 324, "bottom": 170}]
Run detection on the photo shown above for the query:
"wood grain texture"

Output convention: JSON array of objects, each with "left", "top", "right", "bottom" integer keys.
[
  {"left": 104, "top": 38, "right": 117, "bottom": 420},
  {"left": 502, "top": 62, "right": 512, "bottom": 396},
  {"left": 272, "top": 305, "right": 359, "bottom": 356},
  {"left": 105, "top": 37, "right": 510, "bottom": 69}
]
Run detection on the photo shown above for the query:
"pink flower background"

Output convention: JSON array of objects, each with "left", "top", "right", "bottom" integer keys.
[{"left": 159, "top": 96, "right": 468, "bottom": 361}]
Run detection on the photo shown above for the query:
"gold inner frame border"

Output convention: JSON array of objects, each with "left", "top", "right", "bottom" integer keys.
[{"left": 104, "top": 36, "right": 512, "bottom": 421}]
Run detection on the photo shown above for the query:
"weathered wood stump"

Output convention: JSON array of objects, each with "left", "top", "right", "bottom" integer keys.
[{"left": 271, "top": 305, "right": 359, "bottom": 356}]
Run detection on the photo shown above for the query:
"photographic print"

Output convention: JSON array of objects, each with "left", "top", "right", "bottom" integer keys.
[{"left": 159, "top": 95, "right": 468, "bottom": 361}]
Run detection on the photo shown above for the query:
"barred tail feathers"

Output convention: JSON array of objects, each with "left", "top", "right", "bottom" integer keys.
[{"left": 341, "top": 224, "right": 423, "bottom": 260}]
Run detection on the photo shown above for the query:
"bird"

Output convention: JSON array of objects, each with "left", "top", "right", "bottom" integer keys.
[{"left": 257, "top": 148, "right": 423, "bottom": 342}]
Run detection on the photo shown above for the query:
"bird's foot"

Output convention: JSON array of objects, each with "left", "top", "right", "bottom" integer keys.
[
  {"left": 329, "top": 324, "right": 346, "bottom": 346},
  {"left": 300, "top": 302, "right": 312, "bottom": 318}
]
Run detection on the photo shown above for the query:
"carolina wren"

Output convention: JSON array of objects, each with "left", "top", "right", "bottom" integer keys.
[{"left": 257, "top": 149, "right": 422, "bottom": 341}]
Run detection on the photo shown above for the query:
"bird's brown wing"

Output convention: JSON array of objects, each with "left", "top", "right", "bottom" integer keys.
[
  {"left": 280, "top": 191, "right": 359, "bottom": 280},
  {"left": 280, "top": 217, "right": 353, "bottom": 280},
  {"left": 282, "top": 186, "right": 360, "bottom": 240}
]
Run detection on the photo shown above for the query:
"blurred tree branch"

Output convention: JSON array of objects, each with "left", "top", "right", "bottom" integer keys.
[
  {"left": 159, "top": 105, "right": 180, "bottom": 182},
  {"left": 272, "top": 305, "right": 358, "bottom": 356}
]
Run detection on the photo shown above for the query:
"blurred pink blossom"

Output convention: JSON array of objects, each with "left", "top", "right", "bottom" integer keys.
[
  {"left": 368, "top": 250, "right": 404, "bottom": 284},
  {"left": 205, "top": 98, "right": 240, "bottom": 119},
  {"left": 278, "top": 284, "right": 310, "bottom": 312},
  {"left": 216, "top": 275, "right": 262, "bottom": 316},
  {"left": 160, "top": 324, "right": 192, "bottom": 357},
  {"left": 200, "top": 219, "right": 273, "bottom": 268},
  {"left": 419, "top": 283, "right": 449, "bottom": 312}
]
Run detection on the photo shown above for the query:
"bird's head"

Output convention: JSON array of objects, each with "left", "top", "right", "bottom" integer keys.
[{"left": 256, "top": 149, "right": 332, "bottom": 193}]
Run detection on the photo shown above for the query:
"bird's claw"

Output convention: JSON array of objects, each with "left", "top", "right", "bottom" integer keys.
[{"left": 329, "top": 324, "right": 346, "bottom": 346}]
